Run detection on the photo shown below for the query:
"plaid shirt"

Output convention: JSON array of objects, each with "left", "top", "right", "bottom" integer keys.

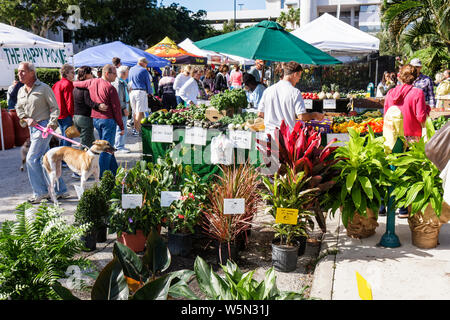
[{"left": 413, "top": 73, "right": 435, "bottom": 107}]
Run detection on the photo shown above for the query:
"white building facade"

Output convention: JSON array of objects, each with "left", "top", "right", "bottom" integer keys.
[{"left": 206, "top": 0, "right": 382, "bottom": 33}]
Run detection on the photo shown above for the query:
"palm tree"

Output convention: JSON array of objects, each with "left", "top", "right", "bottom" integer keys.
[
  {"left": 277, "top": 11, "right": 288, "bottom": 28},
  {"left": 381, "top": 0, "right": 450, "bottom": 51},
  {"left": 287, "top": 7, "right": 300, "bottom": 30}
]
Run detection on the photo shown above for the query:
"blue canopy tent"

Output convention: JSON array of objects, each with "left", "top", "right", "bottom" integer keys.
[{"left": 73, "top": 41, "right": 170, "bottom": 68}]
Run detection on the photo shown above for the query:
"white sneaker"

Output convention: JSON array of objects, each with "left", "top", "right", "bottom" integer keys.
[{"left": 116, "top": 148, "right": 130, "bottom": 154}]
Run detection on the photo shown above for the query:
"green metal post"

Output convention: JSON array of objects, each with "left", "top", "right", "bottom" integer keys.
[{"left": 378, "top": 138, "right": 403, "bottom": 248}]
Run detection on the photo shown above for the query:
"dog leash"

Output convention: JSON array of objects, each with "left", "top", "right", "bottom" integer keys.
[{"left": 33, "top": 124, "right": 89, "bottom": 151}]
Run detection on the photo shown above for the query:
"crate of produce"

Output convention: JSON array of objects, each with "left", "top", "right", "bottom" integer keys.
[
  {"left": 299, "top": 118, "right": 333, "bottom": 134},
  {"left": 205, "top": 107, "right": 235, "bottom": 122}
]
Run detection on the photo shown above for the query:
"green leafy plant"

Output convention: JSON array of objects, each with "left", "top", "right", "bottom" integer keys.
[
  {"left": 261, "top": 166, "right": 317, "bottom": 246},
  {"left": 389, "top": 138, "right": 444, "bottom": 217},
  {"left": 0, "top": 202, "right": 90, "bottom": 300},
  {"left": 168, "top": 171, "right": 210, "bottom": 234},
  {"left": 178, "top": 256, "right": 308, "bottom": 300},
  {"left": 109, "top": 151, "right": 185, "bottom": 237},
  {"left": 322, "top": 127, "right": 391, "bottom": 227},
  {"left": 74, "top": 184, "right": 109, "bottom": 232},
  {"left": 210, "top": 89, "right": 248, "bottom": 113},
  {"left": 53, "top": 229, "right": 196, "bottom": 300}
]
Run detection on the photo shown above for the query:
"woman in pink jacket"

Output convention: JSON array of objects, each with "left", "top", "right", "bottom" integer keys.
[{"left": 384, "top": 64, "right": 430, "bottom": 143}]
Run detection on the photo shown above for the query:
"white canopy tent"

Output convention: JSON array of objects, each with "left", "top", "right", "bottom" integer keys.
[
  {"left": 178, "top": 38, "right": 254, "bottom": 66},
  {"left": 290, "top": 13, "right": 379, "bottom": 61},
  {"left": 0, "top": 23, "right": 72, "bottom": 150}
]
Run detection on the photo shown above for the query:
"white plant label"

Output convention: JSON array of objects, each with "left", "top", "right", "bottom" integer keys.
[
  {"left": 185, "top": 127, "right": 207, "bottom": 146},
  {"left": 224, "top": 198, "right": 245, "bottom": 215},
  {"left": 327, "top": 133, "right": 349, "bottom": 147},
  {"left": 323, "top": 99, "right": 337, "bottom": 110},
  {"left": 122, "top": 194, "right": 143, "bottom": 209},
  {"left": 160, "top": 191, "right": 182, "bottom": 207},
  {"left": 304, "top": 99, "right": 313, "bottom": 110},
  {"left": 152, "top": 125, "right": 173, "bottom": 143},
  {"left": 229, "top": 130, "right": 252, "bottom": 149}
]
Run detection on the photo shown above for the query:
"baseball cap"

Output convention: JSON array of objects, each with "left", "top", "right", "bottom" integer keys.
[{"left": 410, "top": 58, "right": 422, "bottom": 67}]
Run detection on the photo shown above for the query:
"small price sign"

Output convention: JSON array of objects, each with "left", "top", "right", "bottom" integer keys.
[
  {"left": 122, "top": 194, "right": 143, "bottom": 209},
  {"left": 275, "top": 208, "right": 299, "bottom": 225},
  {"left": 326, "top": 133, "right": 349, "bottom": 147},
  {"left": 323, "top": 99, "right": 336, "bottom": 110},
  {"left": 185, "top": 127, "right": 207, "bottom": 146},
  {"left": 160, "top": 191, "right": 182, "bottom": 207},
  {"left": 224, "top": 198, "right": 245, "bottom": 215},
  {"left": 152, "top": 125, "right": 173, "bottom": 143},
  {"left": 229, "top": 130, "right": 252, "bottom": 149},
  {"left": 304, "top": 99, "right": 313, "bottom": 110}
]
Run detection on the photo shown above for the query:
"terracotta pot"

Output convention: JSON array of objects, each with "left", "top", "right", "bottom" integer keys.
[
  {"left": 9, "top": 109, "right": 29, "bottom": 146},
  {"left": 408, "top": 203, "right": 441, "bottom": 249},
  {"left": 117, "top": 229, "right": 147, "bottom": 252},
  {"left": 0, "top": 109, "right": 15, "bottom": 150},
  {"left": 342, "top": 207, "right": 379, "bottom": 239}
]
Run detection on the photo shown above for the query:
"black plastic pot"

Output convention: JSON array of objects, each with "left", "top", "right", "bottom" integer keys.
[
  {"left": 236, "top": 229, "right": 251, "bottom": 251},
  {"left": 296, "top": 235, "right": 307, "bottom": 256},
  {"left": 96, "top": 225, "right": 108, "bottom": 243},
  {"left": 81, "top": 231, "right": 97, "bottom": 252},
  {"left": 168, "top": 232, "right": 192, "bottom": 257},
  {"left": 271, "top": 239, "right": 298, "bottom": 272},
  {"left": 216, "top": 241, "right": 239, "bottom": 265}
]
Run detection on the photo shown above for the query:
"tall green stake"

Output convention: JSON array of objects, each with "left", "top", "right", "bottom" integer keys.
[{"left": 378, "top": 138, "right": 403, "bottom": 248}]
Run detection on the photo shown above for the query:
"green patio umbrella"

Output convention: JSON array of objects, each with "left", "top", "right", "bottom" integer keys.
[{"left": 194, "top": 20, "right": 341, "bottom": 65}]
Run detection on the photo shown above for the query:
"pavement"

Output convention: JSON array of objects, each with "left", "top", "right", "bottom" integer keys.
[{"left": 310, "top": 212, "right": 450, "bottom": 300}]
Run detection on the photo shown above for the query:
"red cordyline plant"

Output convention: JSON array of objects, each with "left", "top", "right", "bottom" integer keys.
[
  {"left": 257, "top": 120, "right": 342, "bottom": 231},
  {"left": 201, "top": 163, "right": 261, "bottom": 262}
]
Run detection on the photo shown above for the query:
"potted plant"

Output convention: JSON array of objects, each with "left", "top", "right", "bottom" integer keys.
[
  {"left": 389, "top": 138, "right": 444, "bottom": 248},
  {"left": 75, "top": 184, "right": 109, "bottom": 251},
  {"left": 261, "top": 166, "right": 317, "bottom": 272},
  {"left": 323, "top": 127, "right": 391, "bottom": 239},
  {"left": 167, "top": 171, "right": 210, "bottom": 257},
  {"left": 257, "top": 120, "right": 340, "bottom": 232},
  {"left": 96, "top": 170, "right": 116, "bottom": 242},
  {"left": 201, "top": 163, "right": 261, "bottom": 265}
]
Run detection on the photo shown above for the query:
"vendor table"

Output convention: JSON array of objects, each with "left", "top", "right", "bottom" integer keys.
[{"left": 141, "top": 124, "right": 263, "bottom": 181}]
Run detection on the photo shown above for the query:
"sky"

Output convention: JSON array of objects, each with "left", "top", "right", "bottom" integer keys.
[{"left": 160, "top": 0, "right": 266, "bottom": 12}]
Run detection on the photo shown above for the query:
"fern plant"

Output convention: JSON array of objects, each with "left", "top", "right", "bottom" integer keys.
[{"left": 0, "top": 202, "right": 90, "bottom": 300}]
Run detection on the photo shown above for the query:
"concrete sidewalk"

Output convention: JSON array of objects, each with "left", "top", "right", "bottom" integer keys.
[{"left": 311, "top": 212, "right": 450, "bottom": 300}]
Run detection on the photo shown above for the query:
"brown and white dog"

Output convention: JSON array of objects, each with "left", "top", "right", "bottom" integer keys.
[{"left": 42, "top": 140, "right": 116, "bottom": 204}]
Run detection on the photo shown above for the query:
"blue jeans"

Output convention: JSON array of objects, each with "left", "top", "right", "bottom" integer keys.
[
  {"left": 27, "top": 120, "right": 67, "bottom": 197},
  {"left": 176, "top": 95, "right": 183, "bottom": 106},
  {"left": 57, "top": 116, "right": 73, "bottom": 147},
  {"left": 93, "top": 118, "right": 119, "bottom": 177},
  {"left": 115, "top": 115, "right": 128, "bottom": 150}
]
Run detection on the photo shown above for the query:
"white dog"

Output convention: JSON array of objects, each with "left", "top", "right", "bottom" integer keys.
[{"left": 42, "top": 140, "right": 115, "bottom": 204}]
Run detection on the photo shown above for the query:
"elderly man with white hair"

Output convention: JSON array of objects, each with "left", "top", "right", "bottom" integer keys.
[
  {"left": 113, "top": 65, "right": 130, "bottom": 153},
  {"left": 128, "top": 57, "right": 153, "bottom": 135},
  {"left": 15, "top": 61, "right": 69, "bottom": 203}
]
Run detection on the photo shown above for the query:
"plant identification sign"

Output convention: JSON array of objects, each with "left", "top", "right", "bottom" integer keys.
[
  {"left": 326, "top": 133, "right": 349, "bottom": 147},
  {"left": 122, "top": 194, "right": 143, "bottom": 209},
  {"left": 228, "top": 130, "right": 252, "bottom": 149},
  {"left": 223, "top": 198, "right": 245, "bottom": 215},
  {"left": 184, "top": 127, "right": 207, "bottom": 146},
  {"left": 304, "top": 99, "right": 313, "bottom": 110},
  {"left": 275, "top": 208, "right": 299, "bottom": 225},
  {"left": 152, "top": 125, "right": 173, "bottom": 143},
  {"left": 323, "top": 99, "right": 336, "bottom": 110},
  {"left": 161, "top": 191, "right": 182, "bottom": 207}
]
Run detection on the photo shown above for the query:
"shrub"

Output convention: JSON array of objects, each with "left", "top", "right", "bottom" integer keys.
[{"left": 15, "top": 68, "right": 61, "bottom": 87}]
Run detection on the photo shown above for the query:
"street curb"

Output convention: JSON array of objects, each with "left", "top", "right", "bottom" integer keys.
[{"left": 309, "top": 213, "right": 341, "bottom": 300}]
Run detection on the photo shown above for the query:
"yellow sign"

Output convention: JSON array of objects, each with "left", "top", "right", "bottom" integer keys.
[
  {"left": 275, "top": 208, "right": 299, "bottom": 225},
  {"left": 355, "top": 271, "right": 373, "bottom": 300}
]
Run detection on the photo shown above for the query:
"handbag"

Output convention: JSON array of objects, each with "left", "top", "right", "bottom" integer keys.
[
  {"left": 425, "top": 120, "right": 450, "bottom": 171},
  {"left": 65, "top": 124, "right": 80, "bottom": 139}
]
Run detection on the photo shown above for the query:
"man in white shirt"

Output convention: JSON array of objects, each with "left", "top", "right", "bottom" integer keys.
[
  {"left": 257, "top": 61, "right": 324, "bottom": 136},
  {"left": 179, "top": 67, "right": 203, "bottom": 106}
]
